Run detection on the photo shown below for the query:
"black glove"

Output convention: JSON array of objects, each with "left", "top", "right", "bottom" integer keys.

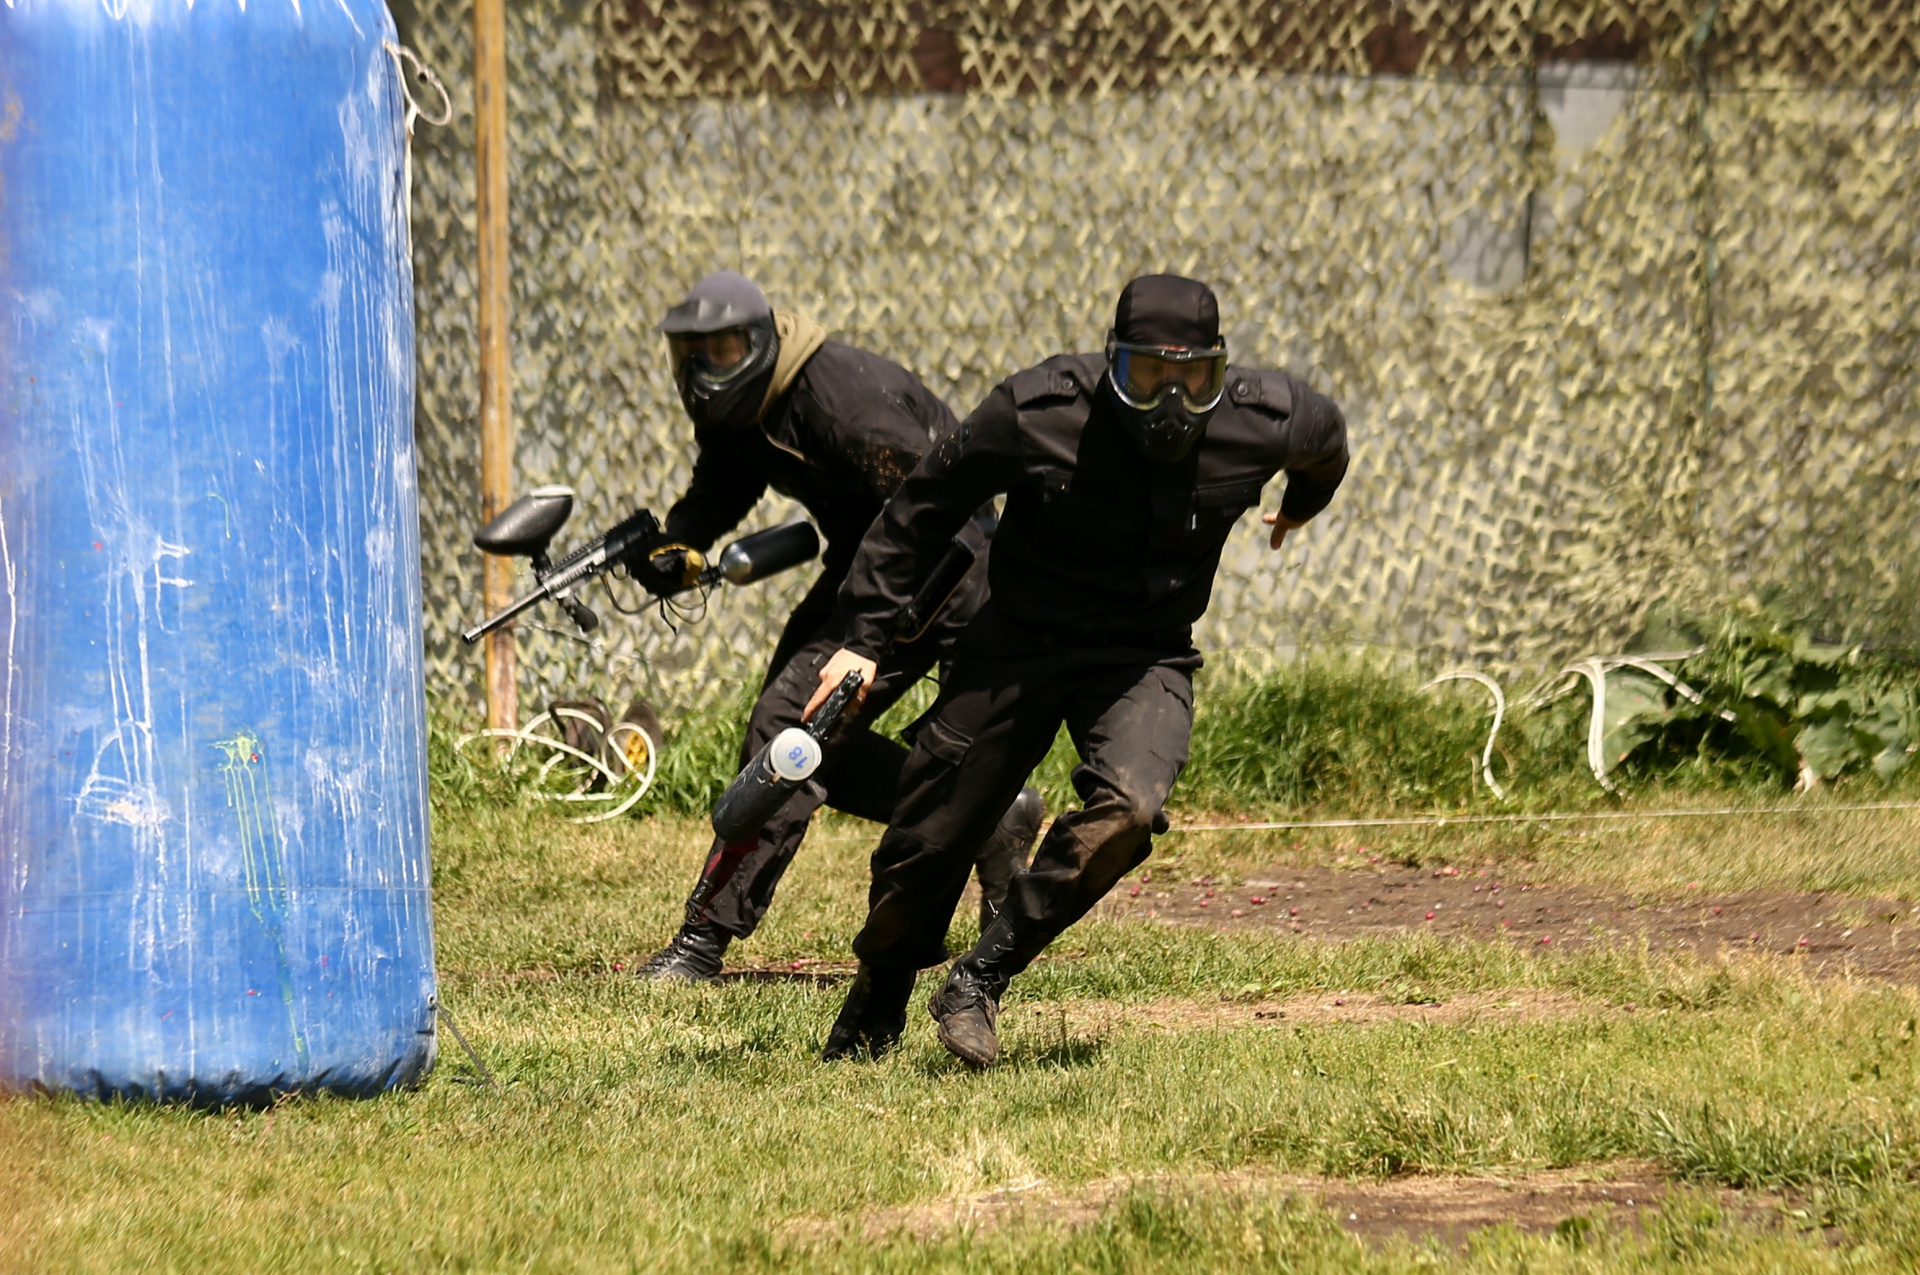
[{"left": 629, "top": 543, "right": 706, "bottom": 596}]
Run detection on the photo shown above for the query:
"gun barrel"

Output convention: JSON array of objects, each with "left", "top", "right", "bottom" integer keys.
[
  {"left": 807, "top": 670, "right": 865, "bottom": 741},
  {"left": 461, "top": 509, "right": 821, "bottom": 643},
  {"left": 460, "top": 586, "right": 551, "bottom": 644},
  {"left": 892, "top": 534, "right": 977, "bottom": 645}
]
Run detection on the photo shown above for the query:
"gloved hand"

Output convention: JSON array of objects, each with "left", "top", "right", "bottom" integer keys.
[{"left": 629, "top": 542, "right": 706, "bottom": 596}]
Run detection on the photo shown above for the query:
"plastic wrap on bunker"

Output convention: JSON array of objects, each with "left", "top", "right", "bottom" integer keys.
[{"left": 0, "top": 0, "right": 437, "bottom": 1102}]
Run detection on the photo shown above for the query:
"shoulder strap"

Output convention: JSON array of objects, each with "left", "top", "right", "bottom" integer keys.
[
  {"left": 1009, "top": 353, "right": 1104, "bottom": 407},
  {"left": 1009, "top": 364, "right": 1076, "bottom": 407},
  {"left": 1224, "top": 367, "right": 1293, "bottom": 418},
  {"left": 1007, "top": 354, "right": 1101, "bottom": 467}
]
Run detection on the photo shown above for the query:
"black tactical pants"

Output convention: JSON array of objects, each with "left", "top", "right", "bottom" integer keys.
[
  {"left": 851, "top": 642, "right": 1197, "bottom": 973},
  {"left": 693, "top": 568, "right": 958, "bottom": 937}
]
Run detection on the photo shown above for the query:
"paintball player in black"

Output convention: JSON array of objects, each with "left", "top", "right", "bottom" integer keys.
[
  {"left": 633, "top": 270, "right": 1044, "bottom": 982},
  {"left": 805, "top": 275, "right": 1349, "bottom": 1064}
]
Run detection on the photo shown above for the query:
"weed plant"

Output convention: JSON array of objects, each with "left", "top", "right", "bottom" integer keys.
[
  {"left": 432, "top": 640, "right": 1920, "bottom": 829},
  {"left": 1183, "top": 654, "right": 1585, "bottom": 814},
  {"left": 643, "top": 683, "right": 757, "bottom": 816}
]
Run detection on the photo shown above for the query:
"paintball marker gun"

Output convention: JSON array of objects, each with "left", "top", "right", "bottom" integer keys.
[
  {"left": 708, "top": 504, "right": 1001, "bottom": 840},
  {"left": 890, "top": 506, "right": 998, "bottom": 645},
  {"left": 711, "top": 669, "right": 867, "bottom": 842},
  {"left": 461, "top": 485, "right": 820, "bottom": 645}
]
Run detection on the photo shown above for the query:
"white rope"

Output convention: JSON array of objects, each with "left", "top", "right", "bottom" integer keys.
[
  {"left": 1419, "top": 670, "right": 1510, "bottom": 800},
  {"left": 454, "top": 710, "right": 658, "bottom": 823},
  {"left": 1168, "top": 800, "right": 1920, "bottom": 834},
  {"left": 1503, "top": 648, "right": 1729, "bottom": 791},
  {"left": 1513, "top": 648, "right": 1709, "bottom": 713},
  {"left": 380, "top": 42, "right": 452, "bottom": 237},
  {"left": 382, "top": 41, "right": 454, "bottom": 132},
  {"left": 1560, "top": 658, "right": 1619, "bottom": 792}
]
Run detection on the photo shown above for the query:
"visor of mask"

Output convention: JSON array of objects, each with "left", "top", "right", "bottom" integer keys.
[
  {"left": 669, "top": 327, "right": 761, "bottom": 384},
  {"left": 1106, "top": 337, "right": 1228, "bottom": 412}
]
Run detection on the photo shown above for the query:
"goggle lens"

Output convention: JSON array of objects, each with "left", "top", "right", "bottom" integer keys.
[
  {"left": 1110, "top": 343, "right": 1226, "bottom": 410},
  {"left": 670, "top": 328, "right": 756, "bottom": 381}
]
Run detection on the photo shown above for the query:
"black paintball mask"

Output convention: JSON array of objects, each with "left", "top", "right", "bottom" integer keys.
[
  {"left": 660, "top": 270, "right": 780, "bottom": 431},
  {"left": 1102, "top": 275, "right": 1227, "bottom": 464}
]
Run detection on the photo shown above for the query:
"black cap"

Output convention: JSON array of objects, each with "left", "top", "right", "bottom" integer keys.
[{"left": 1113, "top": 275, "right": 1219, "bottom": 348}]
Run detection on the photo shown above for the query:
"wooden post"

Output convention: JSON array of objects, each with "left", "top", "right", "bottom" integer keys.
[{"left": 474, "top": 0, "right": 516, "bottom": 733}]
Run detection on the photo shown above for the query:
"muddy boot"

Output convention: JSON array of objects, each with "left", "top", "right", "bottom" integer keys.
[
  {"left": 634, "top": 920, "right": 730, "bottom": 983},
  {"left": 974, "top": 786, "right": 1044, "bottom": 929},
  {"left": 928, "top": 967, "right": 1001, "bottom": 1067},
  {"left": 928, "top": 910, "right": 1037, "bottom": 1068},
  {"left": 822, "top": 964, "right": 917, "bottom": 1061}
]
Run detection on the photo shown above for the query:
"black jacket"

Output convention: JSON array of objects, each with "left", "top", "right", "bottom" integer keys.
[
  {"left": 663, "top": 340, "right": 959, "bottom": 576},
  {"left": 837, "top": 353, "right": 1349, "bottom": 658}
]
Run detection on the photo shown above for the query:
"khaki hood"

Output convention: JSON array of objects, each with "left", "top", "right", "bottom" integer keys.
[{"left": 753, "top": 310, "right": 827, "bottom": 425}]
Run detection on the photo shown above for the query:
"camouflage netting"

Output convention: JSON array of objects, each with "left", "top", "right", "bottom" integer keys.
[{"left": 392, "top": 0, "right": 1920, "bottom": 720}]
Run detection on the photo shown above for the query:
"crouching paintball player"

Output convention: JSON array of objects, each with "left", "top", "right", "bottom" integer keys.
[
  {"left": 805, "top": 275, "right": 1349, "bottom": 1063},
  {"left": 634, "top": 270, "right": 1044, "bottom": 982}
]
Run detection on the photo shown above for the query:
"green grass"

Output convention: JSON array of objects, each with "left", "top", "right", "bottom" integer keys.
[
  {"left": 12, "top": 648, "right": 1920, "bottom": 1272},
  {"left": 8, "top": 933, "right": 1920, "bottom": 1271},
  {"left": 1154, "top": 797, "right": 1920, "bottom": 904},
  {"left": 452, "top": 648, "right": 1917, "bottom": 830},
  {"left": 9, "top": 798, "right": 1920, "bottom": 1272}
]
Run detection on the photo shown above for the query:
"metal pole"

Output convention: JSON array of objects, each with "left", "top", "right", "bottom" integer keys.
[{"left": 474, "top": 0, "right": 517, "bottom": 732}]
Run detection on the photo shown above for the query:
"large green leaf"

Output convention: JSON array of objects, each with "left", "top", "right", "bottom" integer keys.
[
  {"left": 1733, "top": 700, "right": 1800, "bottom": 774},
  {"left": 1796, "top": 684, "right": 1864, "bottom": 718},
  {"left": 1740, "top": 654, "right": 1797, "bottom": 707},
  {"left": 1858, "top": 696, "right": 1912, "bottom": 753},
  {"left": 1601, "top": 669, "right": 1674, "bottom": 768},
  {"left": 1874, "top": 744, "right": 1912, "bottom": 779},
  {"left": 1796, "top": 713, "right": 1864, "bottom": 780},
  {"left": 1791, "top": 632, "right": 1860, "bottom": 668}
]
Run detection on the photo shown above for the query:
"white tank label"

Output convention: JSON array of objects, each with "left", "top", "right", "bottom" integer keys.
[{"left": 767, "top": 728, "right": 822, "bottom": 782}]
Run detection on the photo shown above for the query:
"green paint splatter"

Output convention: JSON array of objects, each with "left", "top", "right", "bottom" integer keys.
[{"left": 213, "top": 730, "right": 309, "bottom": 1072}]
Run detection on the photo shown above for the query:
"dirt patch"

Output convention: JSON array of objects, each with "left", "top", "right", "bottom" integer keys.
[
  {"left": 782, "top": 1162, "right": 1796, "bottom": 1249},
  {"left": 722, "top": 958, "right": 859, "bottom": 983},
  {"left": 1103, "top": 862, "right": 1920, "bottom": 980},
  {"left": 998, "top": 988, "right": 1597, "bottom": 1035},
  {"left": 1313, "top": 1165, "right": 1795, "bottom": 1248}
]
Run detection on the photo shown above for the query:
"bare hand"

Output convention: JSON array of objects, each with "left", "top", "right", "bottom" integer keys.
[
  {"left": 803, "top": 648, "right": 878, "bottom": 722},
  {"left": 1262, "top": 510, "right": 1308, "bottom": 550}
]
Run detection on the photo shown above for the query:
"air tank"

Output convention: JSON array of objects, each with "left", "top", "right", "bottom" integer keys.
[{"left": 0, "top": 0, "right": 437, "bottom": 1101}]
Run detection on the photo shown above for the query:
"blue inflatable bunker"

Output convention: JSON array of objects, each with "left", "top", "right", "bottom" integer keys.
[{"left": 0, "top": 0, "right": 436, "bottom": 1102}]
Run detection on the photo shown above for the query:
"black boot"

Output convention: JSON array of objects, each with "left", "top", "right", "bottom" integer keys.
[
  {"left": 974, "top": 786, "right": 1045, "bottom": 929},
  {"left": 928, "top": 964, "right": 1002, "bottom": 1067},
  {"left": 822, "top": 964, "right": 917, "bottom": 1061},
  {"left": 634, "top": 920, "right": 730, "bottom": 983},
  {"left": 927, "top": 913, "right": 1040, "bottom": 1068}
]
